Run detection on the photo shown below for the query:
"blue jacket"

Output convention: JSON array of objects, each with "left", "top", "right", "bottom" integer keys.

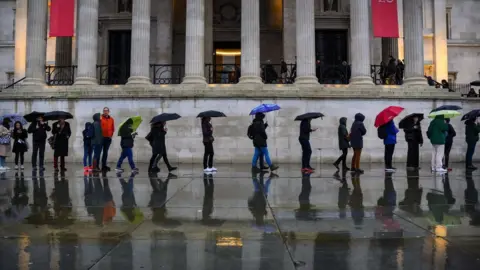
[{"left": 384, "top": 121, "right": 399, "bottom": 145}]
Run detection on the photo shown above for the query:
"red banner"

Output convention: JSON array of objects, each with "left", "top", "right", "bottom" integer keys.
[
  {"left": 371, "top": 0, "right": 399, "bottom": 38},
  {"left": 49, "top": 0, "right": 75, "bottom": 37}
]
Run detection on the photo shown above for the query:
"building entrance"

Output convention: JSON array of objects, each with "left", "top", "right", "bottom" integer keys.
[
  {"left": 107, "top": 30, "right": 131, "bottom": 84},
  {"left": 210, "top": 42, "right": 241, "bottom": 83},
  {"left": 315, "top": 30, "right": 349, "bottom": 84}
]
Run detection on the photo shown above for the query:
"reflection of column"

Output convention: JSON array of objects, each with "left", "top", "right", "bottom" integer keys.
[
  {"left": 14, "top": 0, "right": 28, "bottom": 81},
  {"left": 403, "top": 0, "right": 427, "bottom": 86},
  {"left": 382, "top": 38, "right": 399, "bottom": 62},
  {"left": 186, "top": 233, "right": 205, "bottom": 270},
  {"left": 239, "top": 0, "right": 262, "bottom": 84},
  {"left": 22, "top": 0, "right": 48, "bottom": 86},
  {"left": 283, "top": 0, "right": 296, "bottom": 64},
  {"left": 348, "top": 238, "right": 370, "bottom": 270},
  {"left": 295, "top": 0, "right": 318, "bottom": 85},
  {"left": 241, "top": 232, "right": 260, "bottom": 270},
  {"left": 55, "top": 38, "right": 73, "bottom": 66},
  {"left": 433, "top": 0, "right": 448, "bottom": 81},
  {"left": 204, "top": 0, "right": 213, "bottom": 65},
  {"left": 127, "top": 0, "right": 151, "bottom": 84},
  {"left": 183, "top": 0, "right": 207, "bottom": 84}
]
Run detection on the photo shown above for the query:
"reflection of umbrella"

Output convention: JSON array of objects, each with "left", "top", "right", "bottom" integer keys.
[
  {"left": 23, "top": 111, "right": 45, "bottom": 122},
  {"left": 462, "top": 109, "right": 480, "bottom": 121},
  {"left": 120, "top": 208, "right": 144, "bottom": 224},
  {"left": 150, "top": 113, "right": 181, "bottom": 124},
  {"left": 374, "top": 106, "right": 404, "bottom": 127},
  {"left": 43, "top": 111, "right": 73, "bottom": 121},
  {"left": 431, "top": 105, "right": 462, "bottom": 113},
  {"left": 470, "top": 81, "right": 480, "bottom": 87},
  {"left": 294, "top": 112, "right": 324, "bottom": 121},
  {"left": 399, "top": 113, "right": 424, "bottom": 129},
  {"left": 0, "top": 114, "right": 27, "bottom": 125},
  {"left": 249, "top": 103, "right": 281, "bottom": 115},
  {"left": 197, "top": 110, "right": 226, "bottom": 118},
  {"left": 428, "top": 110, "right": 461, "bottom": 119},
  {"left": 117, "top": 116, "right": 142, "bottom": 136}
]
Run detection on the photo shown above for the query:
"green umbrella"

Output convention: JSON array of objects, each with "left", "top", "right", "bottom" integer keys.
[
  {"left": 118, "top": 116, "right": 142, "bottom": 136},
  {"left": 428, "top": 110, "right": 461, "bottom": 119}
]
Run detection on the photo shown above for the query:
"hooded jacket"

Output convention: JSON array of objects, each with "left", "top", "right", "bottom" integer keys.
[
  {"left": 350, "top": 113, "right": 367, "bottom": 149},
  {"left": 119, "top": 121, "right": 135, "bottom": 149},
  {"left": 465, "top": 119, "right": 480, "bottom": 144},
  {"left": 383, "top": 120, "right": 399, "bottom": 145},
  {"left": 91, "top": 113, "right": 103, "bottom": 145},
  {"left": 338, "top": 117, "right": 349, "bottom": 149},
  {"left": 252, "top": 115, "right": 268, "bottom": 148},
  {"left": 299, "top": 119, "right": 313, "bottom": 140},
  {"left": 427, "top": 115, "right": 448, "bottom": 145}
]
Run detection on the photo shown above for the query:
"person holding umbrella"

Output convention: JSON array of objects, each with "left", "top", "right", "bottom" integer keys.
[
  {"left": 115, "top": 117, "right": 141, "bottom": 173},
  {"left": 400, "top": 114, "right": 424, "bottom": 170},
  {"left": 198, "top": 110, "right": 225, "bottom": 173},
  {"left": 147, "top": 113, "right": 179, "bottom": 173},
  {"left": 51, "top": 116, "right": 72, "bottom": 171},
  {"left": 250, "top": 113, "right": 279, "bottom": 172},
  {"left": 27, "top": 115, "right": 51, "bottom": 171},
  {"left": 427, "top": 115, "right": 449, "bottom": 172},
  {"left": 375, "top": 106, "right": 404, "bottom": 172},
  {"left": 465, "top": 117, "right": 480, "bottom": 170},
  {"left": 12, "top": 121, "right": 28, "bottom": 170},
  {"left": 295, "top": 113, "right": 322, "bottom": 172},
  {"left": 0, "top": 118, "right": 12, "bottom": 171}
]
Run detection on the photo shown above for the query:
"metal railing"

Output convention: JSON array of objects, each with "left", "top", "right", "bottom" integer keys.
[
  {"left": 450, "top": 83, "right": 472, "bottom": 96},
  {"left": 97, "top": 65, "right": 129, "bottom": 85},
  {"left": 46, "top": 65, "right": 77, "bottom": 86},
  {"left": 261, "top": 63, "right": 296, "bottom": 84},
  {"left": 370, "top": 64, "right": 404, "bottom": 85},
  {"left": 317, "top": 64, "right": 350, "bottom": 84},
  {"left": 150, "top": 64, "right": 184, "bottom": 84},
  {"left": 1, "top": 77, "right": 25, "bottom": 90},
  {"left": 205, "top": 64, "right": 240, "bottom": 84}
]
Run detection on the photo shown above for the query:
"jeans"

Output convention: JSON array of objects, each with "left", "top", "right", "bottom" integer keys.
[
  {"left": 93, "top": 144, "right": 102, "bottom": 168},
  {"left": 384, "top": 144, "right": 395, "bottom": 168},
  {"left": 407, "top": 142, "right": 420, "bottom": 168},
  {"left": 466, "top": 141, "right": 477, "bottom": 167},
  {"left": 14, "top": 152, "right": 24, "bottom": 165},
  {"left": 117, "top": 148, "right": 136, "bottom": 169},
  {"left": 203, "top": 142, "right": 214, "bottom": 169},
  {"left": 334, "top": 148, "right": 348, "bottom": 168},
  {"left": 252, "top": 147, "right": 272, "bottom": 167},
  {"left": 351, "top": 148, "right": 362, "bottom": 170},
  {"left": 431, "top": 144, "right": 445, "bottom": 170},
  {"left": 444, "top": 141, "right": 453, "bottom": 168},
  {"left": 0, "top": 156, "right": 5, "bottom": 167},
  {"left": 253, "top": 148, "right": 265, "bottom": 168},
  {"left": 101, "top": 137, "right": 112, "bottom": 168},
  {"left": 299, "top": 139, "right": 312, "bottom": 168},
  {"left": 83, "top": 144, "right": 93, "bottom": 167},
  {"left": 32, "top": 141, "right": 46, "bottom": 168}
]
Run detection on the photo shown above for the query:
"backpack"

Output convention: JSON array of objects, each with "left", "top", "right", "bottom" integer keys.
[
  {"left": 83, "top": 122, "right": 94, "bottom": 140},
  {"left": 247, "top": 124, "right": 254, "bottom": 140},
  {"left": 377, "top": 125, "right": 387, "bottom": 139}
]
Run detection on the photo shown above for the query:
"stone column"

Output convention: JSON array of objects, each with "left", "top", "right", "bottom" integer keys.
[
  {"left": 382, "top": 38, "right": 399, "bottom": 62},
  {"left": 55, "top": 38, "right": 73, "bottom": 66},
  {"left": 127, "top": 0, "right": 151, "bottom": 84},
  {"left": 14, "top": 0, "right": 28, "bottom": 81},
  {"left": 182, "top": 0, "right": 207, "bottom": 84},
  {"left": 74, "top": 0, "right": 99, "bottom": 85},
  {"left": 239, "top": 0, "right": 262, "bottom": 84},
  {"left": 349, "top": 0, "right": 373, "bottom": 85},
  {"left": 433, "top": 0, "right": 448, "bottom": 81},
  {"left": 22, "top": 0, "right": 48, "bottom": 86},
  {"left": 295, "top": 0, "right": 318, "bottom": 85},
  {"left": 283, "top": 0, "right": 296, "bottom": 64},
  {"left": 155, "top": 0, "right": 173, "bottom": 82},
  {"left": 403, "top": 0, "right": 427, "bottom": 85},
  {"left": 204, "top": 0, "right": 213, "bottom": 65}
]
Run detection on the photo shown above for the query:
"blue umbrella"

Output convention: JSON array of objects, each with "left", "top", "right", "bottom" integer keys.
[
  {"left": 249, "top": 104, "right": 281, "bottom": 115},
  {"left": 0, "top": 114, "right": 27, "bottom": 125}
]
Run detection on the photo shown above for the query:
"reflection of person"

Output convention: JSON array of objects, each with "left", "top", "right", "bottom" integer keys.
[
  {"left": 349, "top": 173, "right": 364, "bottom": 226},
  {"left": 248, "top": 171, "right": 272, "bottom": 226}
]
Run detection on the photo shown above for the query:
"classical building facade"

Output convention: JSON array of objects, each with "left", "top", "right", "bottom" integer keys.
[{"left": 0, "top": 0, "right": 477, "bottom": 87}]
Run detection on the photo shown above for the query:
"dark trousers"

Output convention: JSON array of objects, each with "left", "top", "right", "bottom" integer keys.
[
  {"left": 299, "top": 139, "right": 312, "bottom": 168},
  {"left": 407, "top": 142, "right": 420, "bottom": 168},
  {"left": 384, "top": 144, "right": 395, "bottom": 168},
  {"left": 203, "top": 142, "right": 214, "bottom": 169},
  {"left": 444, "top": 142, "right": 452, "bottom": 168},
  {"left": 149, "top": 153, "right": 172, "bottom": 170},
  {"left": 466, "top": 141, "right": 477, "bottom": 167},
  {"left": 93, "top": 144, "right": 102, "bottom": 168},
  {"left": 83, "top": 144, "right": 93, "bottom": 167},
  {"left": 101, "top": 137, "right": 112, "bottom": 168},
  {"left": 334, "top": 148, "right": 348, "bottom": 168},
  {"left": 31, "top": 141, "right": 45, "bottom": 168},
  {"left": 351, "top": 148, "right": 362, "bottom": 169},
  {"left": 14, "top": 152, "right": 24, "bottom": 165},
  {"left": 54, "top": 156, "right": 65, "bottom": 169}
]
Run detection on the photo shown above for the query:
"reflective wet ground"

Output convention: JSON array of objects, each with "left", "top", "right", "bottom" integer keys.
[{"left": 1, "top": 163, "right": 480, "bottom": 269}]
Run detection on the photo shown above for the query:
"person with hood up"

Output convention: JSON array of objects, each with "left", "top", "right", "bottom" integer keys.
[
  {"left": 52, "top": 117, "right": 72, "bottom": 171},
  {"left": 350, "top": 113, "right": 367, "bottom": 173},
  {"left": 0, "top": 119, "right": 12, "bottom": 171},
  {"left": 248, "top": 114, "right": 267, "bottom": 171},
  {"left": 299, "top": 119, "right": 317, "bottom": 172},
  {"left": 92, "top": 113, "right": 103, "bottom": 172},
  {"left": 404, "top": 116, "right": 423, "bottom": 169},
  {"left": 82, "top": 122, "right": 95, "bottom": 171},
  {"left": 12, "top": 121, "right": 28, "bottom": 170},
  {"left": 333, "top": 117, "right": 350, "bottom": 171},
  {"left": 465, "top": 117, "right": 480, "bottom": 170},
  {"left": 427, "top": 115, "right": 448, "bottom": 172},
  {"left": 202, "top": 117, "right": 216, "bottom": 173},
  {"left": 443, "top": 118, "right": 456, "bottom": 171},
  {"left": 382, "top": 120, "right": 399, "bottom": 172},
  {"left": 147, "top": 122, "right": 177, "bottom": 173},
  {"left": 28, "top": 116, "right": 51, "bottom": 171},
  {"left": 250, "top": 113, "right": 279, "bottom": 172},
  {"left": 115, "top": 119, "right": 139, "bottom": 173}
]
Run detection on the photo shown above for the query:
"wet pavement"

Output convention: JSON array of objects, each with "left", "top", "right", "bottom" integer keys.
[{"left": 1, "top": 163, "right": 480, "bottom": 269}]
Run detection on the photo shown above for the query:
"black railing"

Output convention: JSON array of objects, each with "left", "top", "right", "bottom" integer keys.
[
  {"left": 261, "top": 63, "right": 296, "bottom": 84},
  {"left": 46, "top": 65, "right": 76, "bottom": 86},
  {"left": 450, "top": 83, "right": 471, "bottom": 96},
  {"left": 205, "top": 64, "right": 240, "bottom": 84},
  {"left": 150, "top": 64, "right": 184, "bottom": 84},
  {"left": 317, "top": 64, "right": 350, "bottom": 84},
  {"left": 1, "top": 77, "right": 24, "bottom": 91},
  {"left": 97, "top": 65, "right": 129, "bottom": 85},
  {"left": 370, "top": 64, "right": 404, "bottom": 85}
]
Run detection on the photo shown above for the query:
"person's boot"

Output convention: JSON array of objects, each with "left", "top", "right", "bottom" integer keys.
[
  {"left": 168, "top": 166, "right": 177, "bottom": 172},
  {"left": 333, "top": 162, "right": 339, "bottom": 170},
  {"left": 269, "top": 164, "right": 279, "bottom": 171}
]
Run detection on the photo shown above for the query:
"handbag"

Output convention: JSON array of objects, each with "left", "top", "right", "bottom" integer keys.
[
  {"left": 0, "top": 133, "right": 11, "bottom": 145},
  {"left": 48, "top": 136, "right": 56, "bottom": 149}
]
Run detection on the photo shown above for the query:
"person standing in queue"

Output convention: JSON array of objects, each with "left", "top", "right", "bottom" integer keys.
[
  {"left": 465, "top": 117, "right": 480, "bottom": 170},
  {"left": 404, "top": 116, "right": 423, "bottom": 170},
  {"left": 299, "top": 119, "right": 316, "bottom": 172},
  {"left": 0, "top": 119, "right": 12, "bottom": 171},
  {"left": 12, "top": 121, "right": 28, "bottom": 170},
  {"left": 100, "top": 107, "right": 115, "bottom": 171},
  {"left": 382, "top": 120, "right": 399, "bottom": 172},
  {"left": 443, "top": 119, "right": 456, "bottom": 171},
  {"left": 251, "top": 113, "right": 279, "bottom": 172},
  {"left": 350, "top": 113, "right": 367, "bottom": 174},
  {"left": 52, "top": 117, "right": 71, "bottom": 172},
  {"left": 148, "top": 121, "right": 177, "bottom": 173},
  {"left": 92, "top": 113, "right": 103, "bottom": 172},
  {"left": 202, "top": 117, "right": 217, "bottom": 173},
  {"left": 28, "top": 116, "right": 51, "bottom": 171},
  {"left": 333, "top": 117, "right": 350, "bottom": 171},
  {"left": 426, "top": 115, "right": 448, "bottom": 173}
]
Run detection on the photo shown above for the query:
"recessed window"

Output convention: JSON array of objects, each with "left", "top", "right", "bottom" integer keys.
[
  {"left": 117, "top": 0, "right": 132, "bottom": 13},
  {"left": 322, "top": 0, "right": 339, "bottom": 12}
]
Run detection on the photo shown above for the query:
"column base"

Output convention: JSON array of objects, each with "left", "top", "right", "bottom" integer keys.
[
  {"left": 74, "top": 77, "right": 98, "bottom": 85},
  {"left": 403, "top": 76, "right": 427, "bottom": 86},
  {"left": 295, "top": 76, "right": 319, "bottom": 85},
  {"left": 21, "top": 78, "right": 46, "bottom": 86},
  {"left": 349, "top": 76, "right": 374, "bottom": 86},
  {"left": 238, "top": 76, "right": 263, "bottom": 84},
  {"left": 182, "top": 76, "right": 207, "bottom": 84},
  {"left": 126, "top": 76, "right": 151, "bottom": 85}
]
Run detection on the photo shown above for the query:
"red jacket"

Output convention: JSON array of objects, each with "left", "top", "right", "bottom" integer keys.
[{"left": 101, "top": 115, "right": 115, "bottom": 138}]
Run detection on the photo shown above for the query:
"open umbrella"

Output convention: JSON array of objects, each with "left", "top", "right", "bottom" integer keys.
[
  {"left": 249, "top": 104, "right": 281, "bottom": 115},
  {"left": 398, "top": 113, "right": 424, "bottom": 129},
  {"left": 461, "top": 109, "right": 480, "bottom": 121},
  {"left": 43, "top": 111, "right": 73, "bottom": 121},
  {"left": 428, "top": 110, "right": 461, "bottom": 119},
  {"left": 23, "top": 111, "right": 45, "bottom": 122},
  {"left": 294, "top": 112, "right": 324, "bottom": 121},
  {"left": 150, "top": 113, "right": 181, "bottom": 124},
  {"left": 197, "top": 110, "right": 226, "bottom": 118},
  {"left": 117, "top": 116, "right": 142, "bottom": 136},
  {"left": 0, "top": 114, "right": 27, "bottom": 125},
  {"left": 470, "top": 81, "right": 480, "bottom": 87},
  {"left": 374, "top": 106, "right": 404, "bottom": 128},
  {"left": 431, "top": 105, "right": 462, "bottom": 113}
]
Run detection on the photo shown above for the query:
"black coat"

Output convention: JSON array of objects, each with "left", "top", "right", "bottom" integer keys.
[
  {"left": 338, "top": 117, "right": 350, "bottom": 150},
  {"left": 12, "top": 128, "right": 28, "bottom": 153},
  {"left": 149, "top": 126, "right": 167, "bottom": 155},
  {"left": 446, "top": 123, "right": 456, "bottom": 145},
  {"left": 299, "top": 120, "right": 312, "bottom": 140},
  {"left": 252, "top": 119, "right": 268, "bottom": 148},
  {"left": 404, "top": 123, "right": 424, "bottom": 145},
  {"left": 349, "top": 113, "right": 367, "bottom": 149},
  {"left": 28, "top": 121, "right": 51, "bottom": 142},
  {"left": 202, "top": 121, "right": 214, "bottom": 143},
  {"left": 52, "top": 121, "right": 71, "bottom": 157},
  {"left": 465, "top": 120, "right": 480, "bottom": 144}
]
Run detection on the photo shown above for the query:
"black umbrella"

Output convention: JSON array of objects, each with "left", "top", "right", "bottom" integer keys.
[
  {"left": 150, "top": 113, "right": 181, "bottom": 124},
  {"left": 430, "top": 105, "right": 462, "bottom": 113},
  {"left": 470, "top": 81, "right": 480, "bottom": 87},
  {"left": 399, "top": 113, "right": 424, "bottom": 129},
  {"left": 23, "top": 111, "right": 45, "bottom": 122},
  {"left": 197, "top": 110, "right": 226, "bottom": 118},
  {"left": 294, "top": 112, "right": 324, "bottom": 121},
  {"left": 43, "top": 111, "right": 73, "bottom": 121},
  {"left": 462, "top": 109, "right": 480, "bottom": 121}
]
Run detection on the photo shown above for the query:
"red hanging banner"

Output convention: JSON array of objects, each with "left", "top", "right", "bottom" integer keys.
[
  {"left": 49, "top": 0, "right": 75, "bottom": 37},
  {"left": 371, "top": 0, "right": 399, "bottom": 38}
]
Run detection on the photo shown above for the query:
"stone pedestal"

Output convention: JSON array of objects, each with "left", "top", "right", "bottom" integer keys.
[
  {"left": 183, "top": 0, "right": 207, "bottom": 84},
  {"left": 403, "top": 0, "right": 427, "bottom": 86},
  {"left": 239, "top": 0, "right": 262, "bottom": 84},
  {"left": 295, "top": 0, "right": 318, "bottom": 85},
  {"left": 127, "top": 0, "right": 151, "bottom": 85}
]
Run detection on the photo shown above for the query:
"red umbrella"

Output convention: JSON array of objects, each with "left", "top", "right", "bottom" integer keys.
[{"left": 375, "top": 106, "right": 404, "bottom": 127}]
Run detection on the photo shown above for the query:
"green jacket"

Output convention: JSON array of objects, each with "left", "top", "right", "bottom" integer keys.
[
  {"left": 427, "top": 116, "right": 448, "bottom": 145},
  {"left": 465, "top": 120, "right": 480, "bottom": 143}
]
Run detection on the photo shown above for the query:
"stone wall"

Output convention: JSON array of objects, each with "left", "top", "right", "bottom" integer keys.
[{"left": 0, "top": 85, "right": 474, "bottom": 166}]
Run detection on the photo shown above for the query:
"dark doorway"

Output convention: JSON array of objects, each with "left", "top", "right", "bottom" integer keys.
[
  {"left": 315, "top": 30, "right": 349, "bottom": 84},
  {"left": 107, "top": 30, "right": 131, "bottom": 84}
]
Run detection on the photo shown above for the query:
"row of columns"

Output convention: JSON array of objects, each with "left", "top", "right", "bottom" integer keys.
[{"left": 21, "top": 0, "right": 427, "bottom": 87}]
